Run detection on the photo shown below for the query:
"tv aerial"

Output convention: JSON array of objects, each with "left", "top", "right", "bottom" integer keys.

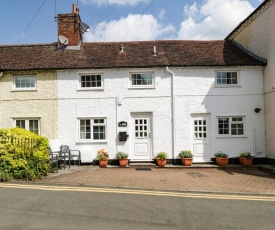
[
  {"left": 58, "top": 35, "right": 69, "bottom": 46},
  {"left": 80, "top": 22, "right": 90, "bottom": 33}
]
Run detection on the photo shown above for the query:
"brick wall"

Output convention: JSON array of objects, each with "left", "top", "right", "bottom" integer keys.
[{"left": 57, "top": 11, "right": 82, "bottom": 47}]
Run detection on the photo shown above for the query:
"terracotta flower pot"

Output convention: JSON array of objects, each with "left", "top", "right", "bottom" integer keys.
[
  {"left": 156, "top": 158, "right": 167, "bottom": 167},
  {"left": 216, "top": 157, "right": 229, "bottom": 166},
  {"left": 239, "top": 157, "right": 253, "bottom": 166},
  {"left": 181, "top": 158, "right": 193, "bottom": 166},
  {"left": 99, "top": 159, "right": 108, "bottom": 167},
  {"left": 119, "top": 158, "right": 128, "bottom": 167}
]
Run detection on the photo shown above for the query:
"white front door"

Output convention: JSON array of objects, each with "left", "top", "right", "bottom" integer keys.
[
  {"left": 192, "top": 114, "right": 210, "bottom": 162},
  {"left": 131, "top": 113, "right": 152, "bottom": 161}
]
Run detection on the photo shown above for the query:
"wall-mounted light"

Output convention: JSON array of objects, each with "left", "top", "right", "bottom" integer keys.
[{"left": 255, "top": 108, "right": 261, "bottom": 113}]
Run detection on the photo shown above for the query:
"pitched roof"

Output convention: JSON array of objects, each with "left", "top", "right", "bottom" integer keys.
[{"left": 0, "top": 40, "right": 266, "bottom": 71}]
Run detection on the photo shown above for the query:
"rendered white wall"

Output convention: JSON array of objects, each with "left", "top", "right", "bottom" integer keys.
[{"left": 55, "top": 67, "right": 265, "bottom": 162}]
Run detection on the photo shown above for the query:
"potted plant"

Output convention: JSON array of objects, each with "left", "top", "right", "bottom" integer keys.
[
  {"left": 97, "top": 148, "right": 109, "bottom": 167},
  {"left": 155, "top": 152, "right": 168, "bottom": 167},
  {"left": 116, "top": 152, "right": 129, "bottom": 167},
  {"left": 214, "top": 151, "right": 229, "bottom": 166},
  {"left": 179, "top": 150, "right": 193, "bottom": 166},
  {"left": 239, "top": 152, "right": 253, "bottom": 166}
]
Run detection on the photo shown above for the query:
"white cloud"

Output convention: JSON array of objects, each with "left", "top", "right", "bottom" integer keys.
[
  {"left": 80, "top": 0, "right": 149, "bottom": 6},
  {"left": 158, "top": 9, "right": 166, "bottom": 20},
  {"left": 84, "top": 14, "right": 175, "bottom": 42},
  {"left": 178, "top": 0, "right": 255, "bottom": 40}
]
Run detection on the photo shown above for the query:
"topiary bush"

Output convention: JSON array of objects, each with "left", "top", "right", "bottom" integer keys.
[{"left": 0, "top": 128, "right": 50, "bottom": 181}]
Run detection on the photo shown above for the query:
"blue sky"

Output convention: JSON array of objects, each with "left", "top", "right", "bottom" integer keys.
[{"left": 0, "top": 0, "right": 264, "bottom": 45}]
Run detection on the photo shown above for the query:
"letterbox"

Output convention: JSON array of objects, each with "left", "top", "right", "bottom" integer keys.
[{"left": 119, "top": 132, "right": 128, "bottom": 141}]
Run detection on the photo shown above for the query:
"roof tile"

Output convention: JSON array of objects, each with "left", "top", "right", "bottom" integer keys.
[{"left": 0, "top": 40, "right": 266, "bottom": 71}]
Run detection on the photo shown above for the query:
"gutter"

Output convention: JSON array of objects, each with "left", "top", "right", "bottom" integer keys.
[{"left": 165, "top": 66, "right": 175, "bottom": 164}]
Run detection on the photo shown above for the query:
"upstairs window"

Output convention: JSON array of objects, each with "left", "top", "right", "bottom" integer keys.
[
  {"left": 15, "top": 119, "right": 40, "bottom": 134},
  {"left": 218, "top": 116, "right": 244, "bottom": 136},
  {"left": 80, "top": 74, "right": 103, "bottom": 89},
  {"left": 14, "top": 76, "right": 36, "bottom": 90},
  {"left": 130, "top": 73, "right": 154, "bottom": 88},
  {"left": 216, "top": 71, "right": 238, "bottom": 86}
]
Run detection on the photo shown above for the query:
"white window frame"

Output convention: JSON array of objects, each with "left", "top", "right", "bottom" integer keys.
[
  {"left": 14, "top": 118, "right": 40, "bottom": 135},
  {"left": 217, "top": 116, "right": 245, "bottom": 137},
  {"left": 78, "top": 118, "right": 107, "bottom": 142},
  {"left": 13, "top": 75, "right": 37, "bottom": 91},
  {"left": 78, "top": 73, "right": 104, "bottom": 90},
  {"left": 215, "top": 71, "right": 239, "bottom": 87},
  {"left": 129, "top": 72, "right": 155, "bottom": 88}
]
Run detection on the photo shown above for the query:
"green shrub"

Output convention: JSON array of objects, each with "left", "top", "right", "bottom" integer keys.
[
  {"left": 179, "top": 150, "right": 192, "bottom": 158},
  {"left": 0, "top": 128, "right": 50, "bottom": 181},
  {"left": 155, "top": 152, "right": 168, "bottom": 160},
  {"left": 240, "top": 152, "right": 253, "bottom": 159},
  {"left": 214, "top": 151, "right": 228, "bottom": 158},
  {"left": 116, "top": 152, "right": 128, "bottom": 159}
]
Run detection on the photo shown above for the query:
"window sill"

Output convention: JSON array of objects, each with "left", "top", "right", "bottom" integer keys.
[
  {"left": 77, "top": 88, "right": 104, "bottom": 91},
  {"left": 214, "top": 85, "right": 241, "bottom": 88},
  {"left": 215, "top": 136, "right": 247, "bottom": 139},
  {"left": 128, "top": 86, "right": 155, "bottom": 89},
  {"left": 11, "top": 89, "right": 37, "bottom": 92},
  {"left": 76, "top": 140, "right": 108, "bottom": 144}
]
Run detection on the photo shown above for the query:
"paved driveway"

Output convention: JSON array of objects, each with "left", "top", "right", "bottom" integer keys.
[{"left": 40, "top": 166, "right": 275, "bottom": 195}]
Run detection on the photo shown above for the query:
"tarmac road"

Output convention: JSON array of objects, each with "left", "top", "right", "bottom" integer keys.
[{"left": 0, "top": 184, "right": 275, "bottom": 230}]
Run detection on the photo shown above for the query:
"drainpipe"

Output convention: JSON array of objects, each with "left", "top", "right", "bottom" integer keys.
[{"left": 166, "top": 66, "right": 175, "bottom": 164}]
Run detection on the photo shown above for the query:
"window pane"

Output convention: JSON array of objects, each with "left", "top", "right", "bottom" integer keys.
[
  {"left": 131, "top": 73, "right": 153, "bottom": 86},
  {"left": 15, "top": 76, "right": 36, "bottom": 89},
  {"left": 15, "top": 119, "right": 39, "bottom": 135},
  {"left": 29, "top": 120, "right": 39, "bottom": 134},
  {"left": 80, "top": 120, "right": 91, "bottom": 139},
  {"left": 80, "top": 74, "right": 102, "bottom": 88},
  {"left": 218, "top": 118, "right": 229, "bottom": 134},
  {"left": 216, "top": 72, "right": 237, "bottom": 85},
  {"left": 93, "top": 126, "right": 105, "bottom": 140},
  {"left": 16, "top": 120, "right": 25, "bottom": 129},
  {"left": 232, "top": 117, "right": 243, "bottom": 122},
  {"left": 231, "top": 123, "right": 243, "bottom": 135}
]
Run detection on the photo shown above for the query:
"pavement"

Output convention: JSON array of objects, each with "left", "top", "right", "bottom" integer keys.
[{"left": 33, "top": 164, "right": 275, "bottom": 195}]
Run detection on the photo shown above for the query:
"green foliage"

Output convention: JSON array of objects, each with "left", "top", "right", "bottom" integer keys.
[
  {"left": 240, "top": 152, "right": 253, "bottom": 159},
  {"left": 116, "top": 152, "right": 128, "bottom": 159},
  {"left": 155, "top": 151, "right": 168, "bottom": 160},
  {"left": 215, "top": 151, "right": 228, "bottom": 158},
  {"left": 179, "top": 150, "right": 193, "bottom": 158},
  {"left": 0, "top": 128, "right": 50, "bottom": 181}
]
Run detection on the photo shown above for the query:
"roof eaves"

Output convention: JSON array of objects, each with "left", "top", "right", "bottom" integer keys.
[{"left": 231, "top": 41, "right": 267, "bottom": 65}]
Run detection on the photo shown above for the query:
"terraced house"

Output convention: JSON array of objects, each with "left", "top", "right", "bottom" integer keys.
[{"left": 0, "top": 4, "right": 268, "bottom": 164}]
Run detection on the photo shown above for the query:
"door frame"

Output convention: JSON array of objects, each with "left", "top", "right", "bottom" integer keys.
[
  {"left": 191, "top": 113, "right": 211, "bottom": 162},
  {"left": 130, "top": 112, "right": 153, "bottom": 161}
]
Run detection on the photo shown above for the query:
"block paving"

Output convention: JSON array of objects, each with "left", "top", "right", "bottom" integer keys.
[{"left": 41, "top": 166, "right": 275, "bottom": 195}]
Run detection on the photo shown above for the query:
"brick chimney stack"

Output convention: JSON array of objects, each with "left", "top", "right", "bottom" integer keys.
[{"left": 57, "top": 4, "right": 82, "bottom": 47}]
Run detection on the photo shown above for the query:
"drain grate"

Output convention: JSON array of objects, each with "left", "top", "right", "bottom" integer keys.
[
  {"left": 136, "top": 168, "right": 152, "bottom": 171},
  {"left": 186, "top": 172, "right": 207, "bottom": 178}
]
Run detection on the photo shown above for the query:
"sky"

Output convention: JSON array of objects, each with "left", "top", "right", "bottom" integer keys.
[{"left": 0, "top": 0, "right": 264, "bottom": 45}]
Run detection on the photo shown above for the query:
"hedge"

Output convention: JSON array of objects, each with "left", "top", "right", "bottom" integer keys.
[{"left": 0, "top": 128, "right": 50, "bottom": 181}]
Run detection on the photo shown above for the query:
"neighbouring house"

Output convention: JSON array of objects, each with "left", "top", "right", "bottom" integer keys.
[
  {"left": 226, "top": 0, "right": 275, "bottom": 163},
  {"left": 0, "top": 4, "right": 267, "bottom": 164}
]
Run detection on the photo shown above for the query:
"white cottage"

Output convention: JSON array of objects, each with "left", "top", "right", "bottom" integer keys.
[{"left": 0, "top": 5, "right": 266, "bottom": 164}]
